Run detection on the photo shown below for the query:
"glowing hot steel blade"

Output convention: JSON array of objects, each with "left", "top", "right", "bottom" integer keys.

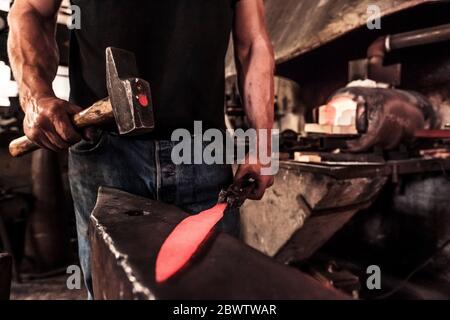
[{"left": 155, "top": 203, "right": 227, "bottom": 283}]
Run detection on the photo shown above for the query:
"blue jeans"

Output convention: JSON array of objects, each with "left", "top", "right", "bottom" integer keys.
[{"left": 68, "top": 130, "right": 239, "bottom": 298}]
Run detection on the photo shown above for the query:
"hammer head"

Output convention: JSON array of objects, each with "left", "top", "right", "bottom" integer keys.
[{"left": 106, "top": 47, "right": 154, "bottom": 135}]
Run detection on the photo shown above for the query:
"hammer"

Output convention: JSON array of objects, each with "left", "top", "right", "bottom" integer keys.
[{"left": 9, "top": 47, "right": 154, "bottom": 157}]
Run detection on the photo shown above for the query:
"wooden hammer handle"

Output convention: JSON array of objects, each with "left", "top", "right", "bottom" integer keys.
[{"left": 9, "top": 98, "right": 113, "bottom": 157}]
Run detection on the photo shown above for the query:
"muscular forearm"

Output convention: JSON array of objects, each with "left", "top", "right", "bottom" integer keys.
[
  {"left": 233, "top": 0, "right": 275, "bottom": 153},
  {"left": 233, "top": 38, "right": 275, "bottom": 196},
  {"left": 235, "top": 39, "right": 275, "bottom": 158},
  {"left": 235, "top": 39, "right": 274, "bottom": 135},
  {"left": 8, "top": 3, "right": 59, "bottom": 112},
  {"left": 232, "top": 0, "right": 274, "bottom": 199},
  {"left": 7, "top": 0, "right": 82, "bottom": 151}
]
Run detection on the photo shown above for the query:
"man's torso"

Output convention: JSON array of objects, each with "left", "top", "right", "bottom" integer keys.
[{"left": 69, "top": 0, "right": 235, "bottom": 138}]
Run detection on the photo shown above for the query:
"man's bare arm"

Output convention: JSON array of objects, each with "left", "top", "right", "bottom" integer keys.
[
  {"left": 8, "top": 0, "right": 81, "bottom": 151},
  {"left": 233, "top": 0, "right": 275, "bottom": 200}
]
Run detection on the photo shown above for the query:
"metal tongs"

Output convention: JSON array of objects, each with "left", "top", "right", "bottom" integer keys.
[{"left": 218, "top": 176, "right": 256, "bottom": 209}]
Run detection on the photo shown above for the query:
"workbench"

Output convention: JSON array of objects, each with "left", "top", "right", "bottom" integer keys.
[{"left": 240, "top": 158, "right": 450, "bottom": 263}]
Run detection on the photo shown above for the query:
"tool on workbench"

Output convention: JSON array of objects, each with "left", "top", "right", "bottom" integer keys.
[
  {"left": 9, "top": 47, "right": 154, "bottom": 157},
  {"left": 155, "top": 177, "right": 255, "bottom": 283}
]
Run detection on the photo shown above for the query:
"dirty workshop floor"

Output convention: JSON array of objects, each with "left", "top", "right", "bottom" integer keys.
[{"left": 10, "top": 275, "right": 87, "bottom": 300}]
